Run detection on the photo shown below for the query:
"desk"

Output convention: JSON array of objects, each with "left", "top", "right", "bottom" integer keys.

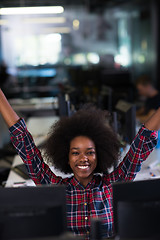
[
  {"left": 135, "top": 147, "right": 160, "bottom": 181},
  {"left": 119, "top": 141, "right": 160, "bottom": 181},
  {"left": 26, "top": 116, "right": 59, "bottom": 137},
  {"left": 9, "top": 97, "right": 58, "bottom": 117},
  {"left": 5, "top": 155, "right": 36, "bottom": 187},
  {"left": 5, "top": 153, "right": 72, "bottom": 187}
]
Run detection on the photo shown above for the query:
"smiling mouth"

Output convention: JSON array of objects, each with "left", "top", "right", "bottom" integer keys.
[{"left": 77, "top": 165, "right": 90, "bottom": 170}]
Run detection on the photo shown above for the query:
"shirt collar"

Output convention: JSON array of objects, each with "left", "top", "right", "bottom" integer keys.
[{"left": 70, "top": 174, "right": 102, "bottom": 190}]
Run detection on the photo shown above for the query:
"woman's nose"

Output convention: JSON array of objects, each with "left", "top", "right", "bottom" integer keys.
[{"left": 79, "top": 153, "right": 88, "bottom": 161}]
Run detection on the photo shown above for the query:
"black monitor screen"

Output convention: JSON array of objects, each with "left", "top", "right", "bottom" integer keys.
[
  {"left": 58, "top": 94, "right": 71, "bottom": 117},
  {"left": 0, "top": 185, "right": 67, "bottom": 240},
  {"left": 115, "top": 100, "right": 136, "bottom": 144},
  {"left": 112, "top": 179, "right": 160, "bottom": 239}
]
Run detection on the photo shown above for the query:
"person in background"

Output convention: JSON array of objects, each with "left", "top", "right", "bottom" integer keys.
[
  {"left": 136, "top": 75, "right": 160, "bottom": 123},
  {"left": 0, "top": 88, "right": 159, "bottom": 239}
]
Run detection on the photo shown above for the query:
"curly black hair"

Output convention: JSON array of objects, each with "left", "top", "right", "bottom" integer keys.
[{"left": 44, "top": 105, "right": 121, "bottom": 174}]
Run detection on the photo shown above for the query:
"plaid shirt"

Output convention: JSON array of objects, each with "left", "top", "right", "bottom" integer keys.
[{"left": 9, "top": 119, "right": 158, "bottom": 239}]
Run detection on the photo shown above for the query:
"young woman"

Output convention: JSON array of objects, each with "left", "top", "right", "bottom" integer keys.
[{"left": 0, "top": 88, "right": 159, "bottom": 239}]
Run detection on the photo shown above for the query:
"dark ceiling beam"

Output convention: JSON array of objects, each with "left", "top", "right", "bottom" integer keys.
[
  {"left": 0, "top": 0, "right": 84, "bottom": 8},
  {"left": 0, "top": 0, "right": 129, "bottom": 8},
  {"left": 0, "top": 0, "right": 149, "bottom": 14}
]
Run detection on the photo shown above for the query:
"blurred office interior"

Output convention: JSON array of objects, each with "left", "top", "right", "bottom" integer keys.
[
  {"left": 1, "top": 0, "right": 160, "bottom": 186},
  {"left": 0, "top": 0, "right": 160, "bottom": 102}
]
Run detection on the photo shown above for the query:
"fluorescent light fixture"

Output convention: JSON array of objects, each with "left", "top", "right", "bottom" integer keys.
[
  {"left": 0, "top": 6, "right": 64, "bottom": 15},
  {"left": 44, "top": 27, "right": 71, "bottom": 33},
  {"left": 24, "top": 17, "right": 66, "bottom": 24},
  {"left": 46, "top": 33, "right": 62, "bottom": 42}
]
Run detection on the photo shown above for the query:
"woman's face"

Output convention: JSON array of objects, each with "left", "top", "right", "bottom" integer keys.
[{"left": 69, "top": 136, "right": 97, "bottom": 187}]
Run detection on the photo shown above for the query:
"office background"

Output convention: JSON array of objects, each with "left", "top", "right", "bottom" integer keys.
[
  {"left": 1, "top": 0, "right": 160, "bottom": 96},
  {"left": 1, "top": 1, "right": 160, "bottom": 239}
]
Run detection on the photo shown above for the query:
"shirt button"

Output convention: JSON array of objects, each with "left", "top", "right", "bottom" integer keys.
[{"left": 85, "top": 217, "right": 88, "bottom": 220}]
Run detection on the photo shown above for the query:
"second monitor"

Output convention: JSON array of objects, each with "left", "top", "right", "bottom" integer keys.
[{"left": 112, "top": 178, "right": 160, "bottom": 239}]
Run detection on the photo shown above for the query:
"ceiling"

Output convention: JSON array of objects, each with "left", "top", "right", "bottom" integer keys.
[
  {"left": 0, "top": 0, "right": 141, "bottom": 8},
  {"left": 0, "top": 0, "right": 151, "bottom": 15}
]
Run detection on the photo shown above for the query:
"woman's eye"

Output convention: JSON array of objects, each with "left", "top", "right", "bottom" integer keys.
[
  {"left": 72, "top": 152, "right": 79, "bottom": 156},
  {"left": 87, "top": 151, "right": 95, "bottom": 155}
]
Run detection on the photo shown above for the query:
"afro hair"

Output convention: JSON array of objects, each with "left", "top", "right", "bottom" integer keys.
[{"left": 44, "top": 105, "right": 121, "bottom": 174}]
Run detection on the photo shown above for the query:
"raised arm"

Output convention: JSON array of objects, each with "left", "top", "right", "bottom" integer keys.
[
  {"left": 0, "top": 88, "right": 63, "bottom": 185},
  {"left": 0, "top": 88, "right": 19, "bottom": 127},
  {"left": 105, "top": 109, "right": 159, "bottom": 184},
  {"left": 144, "top": 107, "right": 160, "bottom": 130}
]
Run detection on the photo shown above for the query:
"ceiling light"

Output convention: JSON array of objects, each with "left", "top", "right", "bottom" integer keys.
[
  {"left": 24, "top": 17, "right": 66, "bottom": 24},
  {"left": 0, "top": 6, "right": 64, "bottom": 15},
  {"left": 44, "top": 27, "right": 71, "bottom": 33}
]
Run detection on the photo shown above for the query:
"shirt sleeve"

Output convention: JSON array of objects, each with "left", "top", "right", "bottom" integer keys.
[
  {"left": 104, "top": 125, "right": 158, "bottom": 183},
  {"left": 9, "top": 118, "right": 63, "bottom": 185}
]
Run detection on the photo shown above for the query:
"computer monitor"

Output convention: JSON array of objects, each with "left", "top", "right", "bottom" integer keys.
[
  {"left": 98, "top": 85, "right": 112, "bottom": 112},
  {"left": 112, "top": 179, "right": 160, "bottom": 239},
  {"left": 58, "top": 93, "right": 76, "bottom": 117},
  {"left": 115, "top": 100, "right": 136, "bottom": 144},
  {"left": 58, "top": 93, "right": 71, "bottom": 117},
  {"left": 101, "top": 69, "right": 133, "bottom": 104},
  {"left": 0, "top": 185, "right": 67, "bottom": 239}
]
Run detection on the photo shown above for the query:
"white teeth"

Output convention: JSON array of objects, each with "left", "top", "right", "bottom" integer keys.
[{"left": 77, "top": 166, "right": 89, "bottom": 169}]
